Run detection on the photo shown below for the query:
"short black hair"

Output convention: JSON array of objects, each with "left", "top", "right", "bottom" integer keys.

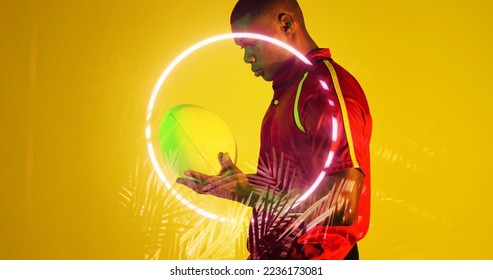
[{"left": 230, "top": 0, "right": 300, "bottom": 25}]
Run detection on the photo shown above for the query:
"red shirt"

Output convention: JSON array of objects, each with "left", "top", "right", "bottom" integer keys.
[{"left": 252, "top": 48, "right": 372, "bottom": 259}]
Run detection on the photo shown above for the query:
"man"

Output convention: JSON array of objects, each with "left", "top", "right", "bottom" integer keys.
[{"left": 178, "top": 0, "right": 371, "bottom": 260}]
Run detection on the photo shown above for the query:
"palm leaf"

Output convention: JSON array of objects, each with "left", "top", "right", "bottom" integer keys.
[
  {"left": 246, "top": 151, "right": 353, "bottom": 259},
  {"left": 119, "top": 157, "right": 194, "bottom": 259},
  {"left": 120, "top": 157, "right": 251, "bottom": 259}
]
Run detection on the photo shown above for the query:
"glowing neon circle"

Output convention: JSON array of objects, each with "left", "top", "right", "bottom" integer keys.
[{"left": 146, "top": 32, "right": 329, "bottom": 221}]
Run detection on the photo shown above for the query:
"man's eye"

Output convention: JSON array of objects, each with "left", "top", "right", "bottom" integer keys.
[
  {"left": 243, "top": 41, "right": 256, "bottom": 47},
  {"left": 239, "top": 41, "right": 256, "bottom": 50}
]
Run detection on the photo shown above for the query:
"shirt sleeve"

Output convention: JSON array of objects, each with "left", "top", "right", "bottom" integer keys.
[{"left": 300, "top": 82, "right": 358, "bottom": 176}]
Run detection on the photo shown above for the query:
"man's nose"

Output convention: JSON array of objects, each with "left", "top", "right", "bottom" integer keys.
[{"left": 244, "top": 51, "right": 256, "bottom": 64}]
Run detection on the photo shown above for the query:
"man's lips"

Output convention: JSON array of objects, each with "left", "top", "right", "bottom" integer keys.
[{"left": 252, "top": 68, "right": 263, "bottom": 77}]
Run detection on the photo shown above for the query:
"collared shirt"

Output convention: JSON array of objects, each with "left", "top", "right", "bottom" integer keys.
[{"left": 253, "top": 48, "right": 372, "bottom": 259}]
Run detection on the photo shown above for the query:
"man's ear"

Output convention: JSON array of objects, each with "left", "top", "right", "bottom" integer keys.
[{"left": 278, "top": 13, "right": 294, "bottom": 33}]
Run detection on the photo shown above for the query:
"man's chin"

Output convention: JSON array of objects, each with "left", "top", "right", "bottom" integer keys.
[{"left": 260, "top": 74, "right": 274, "bottom": 82}]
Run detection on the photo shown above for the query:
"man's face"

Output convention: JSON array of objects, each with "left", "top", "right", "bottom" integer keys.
[{"left": 231, "top": 13, "right": 293, "bottom": 81}]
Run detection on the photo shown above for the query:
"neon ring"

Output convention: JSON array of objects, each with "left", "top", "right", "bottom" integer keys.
[{"left": 146, "top": 32, "right": 323, "bottom": 221}]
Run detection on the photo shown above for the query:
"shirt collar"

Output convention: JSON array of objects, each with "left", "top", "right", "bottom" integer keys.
[{"left": 272, "top": 48, "right": 332, "bottom": 90}]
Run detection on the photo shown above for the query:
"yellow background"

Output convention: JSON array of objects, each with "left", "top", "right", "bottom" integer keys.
[{"left": 1, "top": 0, "right": 493, "bottom": 259}]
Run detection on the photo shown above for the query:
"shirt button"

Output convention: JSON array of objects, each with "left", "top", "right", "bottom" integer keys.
[{"left": 273, "top": 100, "right": 279, "bottom": 105}]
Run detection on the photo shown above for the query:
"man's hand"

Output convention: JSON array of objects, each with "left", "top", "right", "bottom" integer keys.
[{"left": 176, "top": 152, "right": 248, "bottom": 200}]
